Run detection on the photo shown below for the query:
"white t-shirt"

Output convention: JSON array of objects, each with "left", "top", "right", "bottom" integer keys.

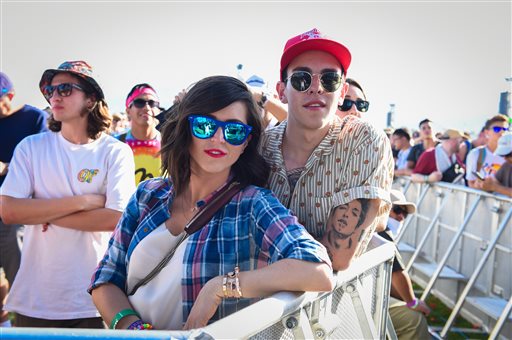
[
  {"left": 1, "top": 131, "right": 135, "bottom": 319},
  {"left": 465, "top": 146, "right": 505, "bottom": 181},
  {"left": 127, "top": 223, "right": 186, "bottom": 330},
  {"left": 396, "top": 147, "right": 411, "bottom": 170}
]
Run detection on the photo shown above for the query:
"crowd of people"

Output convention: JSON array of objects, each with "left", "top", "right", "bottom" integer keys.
[{"left": 0, "top": 27, "right": 510, "bottom": 338}]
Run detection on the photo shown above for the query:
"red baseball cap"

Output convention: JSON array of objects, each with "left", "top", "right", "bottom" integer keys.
[{"left": 280, "top": 28, "right": 351, "bottom": 81}]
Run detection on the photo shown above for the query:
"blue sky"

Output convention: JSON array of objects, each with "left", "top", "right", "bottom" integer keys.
[{"left": 2, "top": 1, "right": 511, "bottom": 135}]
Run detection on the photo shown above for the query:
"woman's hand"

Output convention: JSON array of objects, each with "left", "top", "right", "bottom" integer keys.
[{"left": 183, "top": 276, "right": 223, "bottom": 330}]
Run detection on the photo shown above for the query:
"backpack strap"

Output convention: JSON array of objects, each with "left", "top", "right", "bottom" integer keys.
[{"left": 476, "top": 147, "right": 486, "bottom": 173}]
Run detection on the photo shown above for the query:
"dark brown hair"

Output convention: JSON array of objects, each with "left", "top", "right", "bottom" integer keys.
[
  {"left": 160, "top": 75, "right": 269, "bottom": 195},
  {"left": 48, "top": 73, "right": 111, "bottom": 139},
  {"left": 484, "top": 114, "right": 508, "bottom": 130}
]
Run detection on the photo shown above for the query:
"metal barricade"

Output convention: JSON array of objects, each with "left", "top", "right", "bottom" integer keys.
[
  {"left": 393, "top": 177, "right": 512, "bottom": 339},
  {"left": 1, "top": 240, "right": 396, "bottom": 340}
]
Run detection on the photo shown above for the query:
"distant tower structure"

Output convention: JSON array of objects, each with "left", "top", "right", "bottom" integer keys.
[
  {"left": 236, "top": 64, "right": 244, "bottom": 82},
  {"left": 386, "top": 104, "right": 395, "bottom": 128},
  {"left": 500, "top": 77, "right": 512, "bottom": 116}
]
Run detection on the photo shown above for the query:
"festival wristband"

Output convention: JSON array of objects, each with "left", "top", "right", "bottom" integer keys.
[
  {"left": 110, "top": 308, "right": 140, "bottom": 329},
  {"left": 406, "top": 298, "right": 419, "bottom": 309}
]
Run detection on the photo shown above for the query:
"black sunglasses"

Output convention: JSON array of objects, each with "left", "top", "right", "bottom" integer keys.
[
  {"left": 392, "top": 205, "right": 408, "bottom": 218},
  {"left": 132, "top": 99, "right": 160, "bottom": 109},
  {"left": 339, "top": 98, "right": 370, "bottom": 113},
  {"left": 43, "top": 83, "right": 84, "bottom": 101},
  {"left": 285, "top": 71, "right": 343, "bottom": 93}
]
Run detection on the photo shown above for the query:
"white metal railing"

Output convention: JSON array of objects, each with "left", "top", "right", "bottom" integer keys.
[
  {"left": 393, "top": 177, "right": 512, "bottom": 339},
  {"left": 1, "top": 238, "right": 395, "bottom": 339}
]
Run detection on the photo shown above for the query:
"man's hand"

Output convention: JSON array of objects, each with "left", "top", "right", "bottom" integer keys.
[
  {"left": 410, "top": 299, "right": 431, "bottom": 316},
  {"left": 183, "top": 276, "right": 223, "bottom": 330},
  {"left": 480, "top": 176, "right": 497, "bottom": 192},
  {"left": 80, "top": 194, "right": 106, "bottom": 210},
  {"left": 429, "top": 171, "right": 442, "bottom": 182}
]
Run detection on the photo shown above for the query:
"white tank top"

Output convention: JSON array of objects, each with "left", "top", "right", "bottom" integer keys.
[{"left": 127, "top": 223, "right": 187, "bottom": 330}]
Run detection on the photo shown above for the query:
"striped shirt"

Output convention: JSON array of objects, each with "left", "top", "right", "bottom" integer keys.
[
  {"left": 89, "top": 177, "right": 330, "bottom": 324},
  {"left": 260, "top": 116, "right": 394, "bottom": 256}
]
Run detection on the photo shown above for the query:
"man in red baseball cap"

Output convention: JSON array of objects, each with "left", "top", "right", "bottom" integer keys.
[{"left": 260, "top": 28, "right": 394, "bottom": 271}]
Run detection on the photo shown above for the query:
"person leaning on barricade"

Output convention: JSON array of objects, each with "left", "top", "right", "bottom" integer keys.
[
  {"left": 377, "top": 190, "right": 431, "bottom": 340},
  {"left": 406, "top": 118, "right": 437, "bottom": 172},
  {"left": 465, "top": 114, "right": 509, "bottom": 189},
  {"left": 89, "top": 75, "right": 333, "bottom": 331},
  {"left": 260, "top": 28, "right": 394, "bottom": 271},
  {"left": 0, "top": 61, "right": 135, "bottom": 328},
  {"left": 411, "top": 128, "right": 465, "bottom": 184},
  {"left": 475, "top": 133, "right": 512, "bottom": 197}
]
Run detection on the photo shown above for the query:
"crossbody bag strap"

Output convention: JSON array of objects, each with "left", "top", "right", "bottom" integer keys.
[{"left": 128, "top": 180, "right": 244, "bottom": 296}]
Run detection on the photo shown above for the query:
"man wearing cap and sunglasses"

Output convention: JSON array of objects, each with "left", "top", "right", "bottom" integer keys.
[
  {"left": 118, "top": 83, "right": 162, "bottom": 185},
  {"left": 260, "top": 28, "right": 394, "bottom": 271}
]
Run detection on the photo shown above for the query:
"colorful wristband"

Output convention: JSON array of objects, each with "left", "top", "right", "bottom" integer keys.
[
  {"left": 110, "top": 308, "right": 140, "bottom": 329},
  {"left": 406, "top": 298, "right": 419, "bottom": 308},
  {"left": 127, "top": 319, "right": 153, "bottom": 330}
]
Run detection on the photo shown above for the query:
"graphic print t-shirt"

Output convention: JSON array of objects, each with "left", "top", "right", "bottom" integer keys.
[{"left": 120, "top": 130, "right": 161, "bottom": 185}]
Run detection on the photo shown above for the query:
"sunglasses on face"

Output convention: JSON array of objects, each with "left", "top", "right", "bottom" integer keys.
[
  {"left": 491, "top": 126, "right": 510, "bottom": 133},
  {"left": 132, "top": 99, "right": 160, "bottom": 109},
  {"left": 392, "top": 205, "right": 408, "bottom": 218},
  {"left": 43, "top": 83, "right": 84, "bottom": 101},
  {"left": 188, "top": 115, "right": 252, "bottom": 146},
  {"left": 285, "top": 71, "right": 343, "bottom": 93},
  {"left": 339, "top": 98, "right": 370, "bottom": 112}
]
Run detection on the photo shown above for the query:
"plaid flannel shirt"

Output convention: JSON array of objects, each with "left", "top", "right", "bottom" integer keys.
[{"left": 89, "top": 177, "right": 330, "bottom": 324}]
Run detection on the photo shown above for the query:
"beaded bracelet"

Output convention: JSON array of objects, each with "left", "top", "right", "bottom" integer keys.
[
  {"left": 406, "top": 298, "right": 419, "bottom": 309},
  {"left": 127, "top": 319, "right": 153, "bottom": 330},
  {"left": 110, "top": 308, "right": 140, "bottom": 329}
]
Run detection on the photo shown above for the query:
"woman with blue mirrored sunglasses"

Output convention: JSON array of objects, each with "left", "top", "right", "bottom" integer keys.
[
  {"left": 91, "top": 75, "right": 333, "bottom": 331},
  {"left": 188, "top": 115, "right": 252, "bottom": 146}
]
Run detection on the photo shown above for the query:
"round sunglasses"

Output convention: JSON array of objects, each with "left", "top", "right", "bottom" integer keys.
[
  {"left": 132, "top": 99, "right": 160, "bottom": 109},
  {"left": 188, "top": 115, "right": 252, "bottom": 146},
  {"left": 339, "top": 98, "right": 370, "bottom": 113},
  {"left": 285, "top": 71, "right": 343, "bottom": 93},
  {"left": 43, "top": 83, "right": 85, "bottom": 101}
]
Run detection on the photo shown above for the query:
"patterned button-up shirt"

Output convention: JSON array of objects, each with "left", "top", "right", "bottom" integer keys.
[
  {"left": 260, "top": 116, "right": 394, "bottom": 256},
  {"left": 89, "top": 177, "right": 330, "bottom": 324}
]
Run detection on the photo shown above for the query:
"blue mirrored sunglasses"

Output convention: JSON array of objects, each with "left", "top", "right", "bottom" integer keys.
[{"left": 188, "top": 115, "right": 252, "bottom": 146}]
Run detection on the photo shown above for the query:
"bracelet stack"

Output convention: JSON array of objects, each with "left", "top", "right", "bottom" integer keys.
[
  {"left": 127, "top": 319, "right": 153, "bottom": 330},
  {"left": 110, "top": 308, "right": 153, "bottom": 330},
  {"left": 406, "top": 298, "right": 419, "bottom": 309},
  {"left": 222, "top": 266, "right": 242, "bottom": 298},
  {"left": 110, "top": 309, "right": 140, "bottom": 329}
]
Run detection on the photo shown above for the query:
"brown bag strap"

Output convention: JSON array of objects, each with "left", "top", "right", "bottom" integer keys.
[
  {"left": 128, "top": 180, "right": 244, "bottom": 296},
  {"left": 185, "top": 180, "right": 244, "bottom": 235}
]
